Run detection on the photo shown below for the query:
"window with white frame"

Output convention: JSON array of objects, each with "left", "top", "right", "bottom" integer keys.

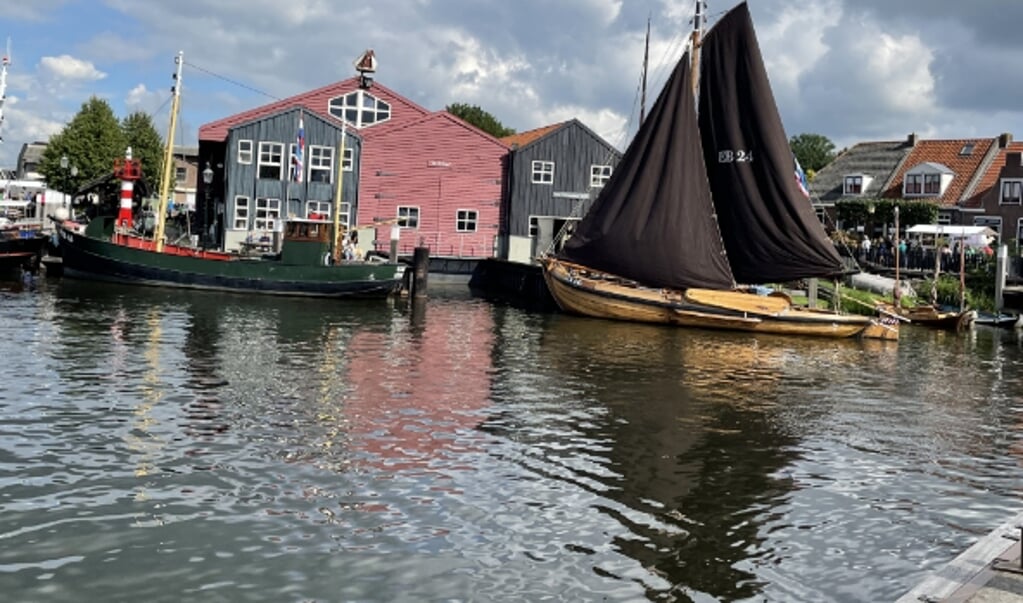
[
  {"left": 398, "top": 206, "right": 420, "bottom": 228},
  {"left": 337, "top": 201, "right": 351, "bottom": 227},
  {"left": 814, "top": 207, "right": 827, "bottom": 224},
  {"left": 456, "top": 209, "right": 478, "bottom": 232},
  {"left": 1017, "top": 218, "right": 1023, "bottom": 248},
  {"left": 532, "top": 160, "right": 554, "bottom": 184},
  {"left": 1001, "top": 179, "right": 1023, "bottom": 205},
  {"left": 238, "top": 139, "right": 253, "bottom": 164},
  {"left": 937, "top": 211, "right": 952, "bottom": 225},
  {"left": 590, "top": 165, "right": 612, "bottom": 188},
  {"left": 342, "top": 147, "right": 354, "bottom": 171},
  {"left": 306, "top": 200, "right": 331, "bottom": 218},
  {"left": 287, "top": 143, "right": 301, "bottom": 181},
  {"left": 904, "top": 174, "right": 922, "bottom": 195},
  {"left": 327, "top": 90, "right": 391, "bottom": 128},
  {"left": 233, "top": 196, "right": 250, "bottom": 230},
  {"left": 529, "top": 216, "right": 539, "bottom": 237},
  {"left": 254, "top": 197, "right": 282, "bottom": 230},
  {"left": 923, "top": 174, "right": 941, "bottom": 195},
  {"left": 258, "top": 142, "right": 284, "bottom": 180},
  {"left": 975, "top": 216, "right": 1003, "bottom": 242},
  {"left": 309, "top": 146, "right": 334, "bottom": 183},
  {"left": 844, "top": 175, "right": 863, "bottom": 195}
]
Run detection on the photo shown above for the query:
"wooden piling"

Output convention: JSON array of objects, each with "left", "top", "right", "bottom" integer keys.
[{"left": 411, "top": 246, "right": 429, "bottom": 299}]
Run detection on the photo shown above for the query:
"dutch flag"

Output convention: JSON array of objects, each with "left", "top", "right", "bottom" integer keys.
[{"left": 794, "top": 156, "right": 810, "bottom": 199}]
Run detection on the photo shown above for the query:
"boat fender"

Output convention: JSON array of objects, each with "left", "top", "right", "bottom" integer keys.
[{"left": 323, "top": 252, "right": 332, "bottom": 266}]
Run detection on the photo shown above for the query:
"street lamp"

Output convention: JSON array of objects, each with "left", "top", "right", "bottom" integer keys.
[
  {"left": 202, "top": 162, "right": 214, "bottom": 247},
  {"left": 59, "top": 155, "right": 70, "bottom": 215}
]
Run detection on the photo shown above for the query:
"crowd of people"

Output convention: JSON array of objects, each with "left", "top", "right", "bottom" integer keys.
[{"left": 857, "top": 235, "right": 994, "bottom": 272}]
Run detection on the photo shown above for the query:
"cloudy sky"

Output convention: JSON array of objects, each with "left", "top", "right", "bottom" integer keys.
[{"left": 1, "top": 0, "right": 1021, "bottom": 170}]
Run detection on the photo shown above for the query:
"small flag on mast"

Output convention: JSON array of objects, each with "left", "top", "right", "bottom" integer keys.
[
  {"left": 293, "top": 114, "right": 305, "bottom": 182},
  {"left": 794, "top": 156, "right": 810, "bottom": 199}
]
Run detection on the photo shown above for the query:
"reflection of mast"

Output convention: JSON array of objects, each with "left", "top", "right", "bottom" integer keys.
[{"left": 130, "top": 311, "right": 164, "bottom": 491}]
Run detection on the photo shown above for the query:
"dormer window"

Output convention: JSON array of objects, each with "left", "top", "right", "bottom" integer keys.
[
  {"left": 903, "top": 163, "right": 953, "bottom": 197},
  {"left": 843, "top": 173, "right": 872, "bottom": 195},
  {"left": 960, "top": 143, "right": 975, "bottom": 156},
  {"left": 1001, "top": 179, "right": 1023, "bottom": 205}
]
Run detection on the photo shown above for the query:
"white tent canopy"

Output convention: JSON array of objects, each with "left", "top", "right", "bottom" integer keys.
[{"left": 905, "top": 224, "right": 996, "bottom": 247}]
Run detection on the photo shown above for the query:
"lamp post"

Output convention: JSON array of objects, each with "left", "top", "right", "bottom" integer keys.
[
  {"left": 59, "top": 155, "right": 69, "bottom": 213},
  {"left": 202, "top": 162, "right": 214, "bottom": 247}
]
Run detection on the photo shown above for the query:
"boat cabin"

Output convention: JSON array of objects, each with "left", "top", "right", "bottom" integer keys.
[{"left": 279, "top": 218, "right": 342, "bottom": 266}]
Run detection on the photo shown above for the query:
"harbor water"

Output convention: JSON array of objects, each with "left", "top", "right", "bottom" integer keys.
[{"left": 1, "top": 277, "right": 1021, "bottom": 602}]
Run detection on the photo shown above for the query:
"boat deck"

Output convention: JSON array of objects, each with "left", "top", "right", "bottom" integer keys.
[{"left": 897, "top": 510, "right": 1023, "bottom": 602}]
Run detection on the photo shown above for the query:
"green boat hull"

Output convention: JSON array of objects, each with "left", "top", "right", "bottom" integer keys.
[{"left": 56, "top": 224, "right": 405, "bottom": 298}]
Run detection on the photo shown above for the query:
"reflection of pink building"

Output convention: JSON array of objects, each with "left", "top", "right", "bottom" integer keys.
[{"left": 344, "top": 302, "right": 495, "bottom": 471}]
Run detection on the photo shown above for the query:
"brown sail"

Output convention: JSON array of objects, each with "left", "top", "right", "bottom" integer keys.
[
  {"left": 698, "top": 2, "right": 845, "bottom": 284},
  {"left": 557, "top": 51, "right": 734, "bottom": 291}
]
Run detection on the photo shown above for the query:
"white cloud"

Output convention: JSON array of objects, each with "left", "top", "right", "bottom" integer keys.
[{"left": 39, "top": 55, "right": 106, "bottom": 81}]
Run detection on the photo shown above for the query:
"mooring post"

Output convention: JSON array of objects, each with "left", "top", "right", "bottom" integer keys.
[
  {"left": 411, "top": 246, "right": 429, "bottom": 299},
  {"left": 996, "top": 244, "right": 1008, "bottom": 313},
  {"left": 389, "top": 223, "right": 400, "bottom": 263},
  {"left": 807, "top": 278, "right": 818, "bottom": 309}
]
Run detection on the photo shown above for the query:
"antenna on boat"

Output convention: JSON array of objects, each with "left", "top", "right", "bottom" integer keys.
[
  {"left": 690, "top": 0, "right": 706, "bottom": 93},
  {"left": 154, "top": 50, "right": 184, "bottom": 253},
  {"left": 0, "top": 37, "right": 11, "bottom": 143}
]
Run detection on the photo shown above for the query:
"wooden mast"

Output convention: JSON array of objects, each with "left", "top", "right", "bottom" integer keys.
[
  {"left": 690, "top": 0, "right": 704, "bottom": 93},
  {"left": 331, "top": 131, "right": 346, "bottom": 263},
  {"left": 154, "top": 51, "right": 184, "bottom": 253},
  {"left": 640, "top": 15, "right": 650, "bottom": 123}
]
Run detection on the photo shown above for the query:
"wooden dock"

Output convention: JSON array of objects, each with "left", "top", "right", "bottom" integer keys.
[{"left": 897, "top": 510, "right": 1023, "bottom": 602}]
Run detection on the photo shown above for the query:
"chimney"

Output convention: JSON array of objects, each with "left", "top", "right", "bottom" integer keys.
[
  {"left": 1007, "top": 152, "right": 1022, "bottom": 169},
  {"left": 999, "top": 132, "right": 1013, "bottom": 148},
  {"left": 907, "top": 132, "right": 919, "bottom": 147}
]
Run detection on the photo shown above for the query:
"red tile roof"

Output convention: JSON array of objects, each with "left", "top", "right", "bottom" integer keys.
[
  {"left": 883, "top": 138, "right": 995, "bottom": 207},
  {"left": 499, "top": 122, "right": 564, "bottom": 149},
  {"left": 962, "top": 141, "right": 1023, "bottom": 209},
  {"left": 197, "top": 77, "right": 430, "bottom": 142}
]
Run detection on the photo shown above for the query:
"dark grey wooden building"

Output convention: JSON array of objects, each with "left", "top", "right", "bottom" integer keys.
[
  {"left": 499, "top": 119, "right": 622, "bottom": 263},
  {"left": 197, "top": 106, "right": 362, "bottom": 252}
]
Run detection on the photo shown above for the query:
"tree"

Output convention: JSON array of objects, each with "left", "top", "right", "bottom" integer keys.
[
  {"left": 446, "top": 103, "right": 515, "bottom": 138},
  {"left": 789, "top": 133, "right": 836, "bottom": 173},
  {"left": 40, "top": 96, "right": 125, "bottom": 194},
  {"left": 122, "top": 111, "right": 166, "bottom": 195}
]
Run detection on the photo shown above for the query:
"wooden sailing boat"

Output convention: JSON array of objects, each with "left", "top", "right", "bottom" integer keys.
[
  {"left": 877, "top": 219, "right": 975, "bottom": 331},
  {"left": 541, "top": 1, "right": 896, "bottom": 340},
  {"left": 54, "top": 51, "right": 405, "bottom": 298}
]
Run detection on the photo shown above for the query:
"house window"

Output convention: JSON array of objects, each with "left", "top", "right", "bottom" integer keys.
[
  {"left": 254, "top": 197, "right": 282, "bottom": 230},
  {"left": 287, "top": 143, "right": 302, "bottom": 181},
  {"left": 937, "top": 211, "right": 952, "bottom": 226},
  {"left": 327, "top": 90, "right": 391, "bottom": 128},
  {"left": 904, "top": 174, "right": 922, "bottom": 195},
  {"left": 532, "top": 160, "right": 554, "bottom": 184},
  {"left": 233, "top": 196, "right": 250, "bottom": 230},
  {"left": 844, "top": 175, "right": 863, "bottom": 195},
  {"left": 924, "top": 174, "right": 941, "bottom": 195},
  {"left": 1017, "top": 218, "right": 1023, "bottom": 249},
  {"left": 456, "top": 209, "right": 478, "bottom": 232},
  {"left": 342, "top": 147, "right": 354, "bottom": 171},
  {"left": 814, "top": 207, "right": 827, "bottom": 224},
  {"left": 306, "top": 200, "right": 331, "bottom": 219},
  {"left": 1001, "top": 179, "right": 1023, "bottom": 205},
  {"left": 529, "top": 216, "right": 539, "bottom": 237},
  {"left": 309, "top": 146, "right": 334, "bottom": 183},
  {"left": 590, "top": 165, "right": 612, "bottom": 188},
  {"left": 175, "top": 166, "right": 187, "bottom": 182},
  {"left": 258, "top": 142, "right": 284, "bottom": 180},
  {"left": 238, "top": 140, "right": 253, "bottom": 164},
  {"left": 975, "top": 216, "right": 1003, "bottom": 242},
  {"left": 338, "top": 201, "right": 351, "bottom": 227},
  {"left": 960, "top": 143, "right": 975, "bottom": 156},
  {"left": 397, "top": 206, "right": 419, "bottom": 229}
]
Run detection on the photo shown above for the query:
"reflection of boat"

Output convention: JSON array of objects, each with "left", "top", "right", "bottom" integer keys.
[
  {"left": 541, "top": 3, "right": 895, "bottom": 340},
  {"left": 54, "top": 51, "right": 405, "bottom": 299}
]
